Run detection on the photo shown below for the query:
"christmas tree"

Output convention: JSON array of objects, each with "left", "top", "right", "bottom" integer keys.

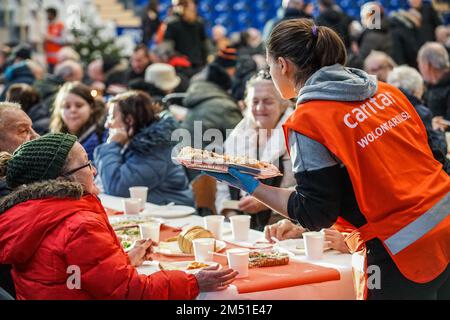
[{"left": 69, "top": 15, "right": 124, "bottom": 65}]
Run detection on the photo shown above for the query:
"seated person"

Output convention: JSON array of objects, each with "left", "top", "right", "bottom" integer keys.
[
  {"left": 94, "top": 91, "right": 194, "bottom": 206},
  {"left": 264, "top": 219, "right": 350, "bottom": 254},
  {"left": 0, "top": 133, "right": 236, "bottom": 299},
  {"left": 6, "top": 83, "right": 50, "bottom": 135},
  {"left": 215, "top": 70, "right": 295, "bottom": 231},
  {"left": 50, "top": 82, "right": 107, "bottom": 160},
  {"left": 0, "top": 102, "right": 39, "bottom": 298},
  {"left": 387, "top": 65, "right": 449, "bottom": 170}
]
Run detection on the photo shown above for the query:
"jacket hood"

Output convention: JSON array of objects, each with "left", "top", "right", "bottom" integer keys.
[
  {"left": 183, "top": 81, "right": 230, "bottom": 109},
  {"left": 0, "top": 180, "right": 98, "bottom": 265},
  {"left": 297, "top": 64, "right": 378, "bottom": 104},
  {"left": 33, "top": 75, "right": 65, "bottom": 100},
  {"left": 5, "top": 62, "right": 34, "bottom": 83},
  {"left": 129, "top": 114, "right": 178, "bottom": 155}
]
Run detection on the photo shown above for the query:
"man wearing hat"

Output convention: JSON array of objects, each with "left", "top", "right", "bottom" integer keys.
[{"left": 145, "top": 63, "right": 182, "bottom": 96}]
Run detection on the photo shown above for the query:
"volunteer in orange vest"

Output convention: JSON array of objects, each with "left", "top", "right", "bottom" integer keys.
[
  {"left": 44, "top": 7, "right": 65, "bottom": 73},
  {"left": 206, "top": 19, "right": 450, "bottom": 300}
]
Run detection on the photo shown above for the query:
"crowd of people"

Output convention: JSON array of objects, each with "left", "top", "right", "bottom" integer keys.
[{"left": 0, "top": 0, "right": 449, "bottom": 300}]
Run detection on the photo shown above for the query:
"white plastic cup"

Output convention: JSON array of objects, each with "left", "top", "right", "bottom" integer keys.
[
  {"left": 192, "top": 238, "right": 215, "bottom": 262},
  {"left": 122, "top": 198, "right": 141, "bottom": 215},
  {"left": 204, "top": 215, "right": 225, "bottom": 240},
  {"left": 129, "top": 186, "right": 148, "bottom": 210},
  {"left": 303, "top": 231, "right": 324, "bottom": 260},
  {"left": 229, "top": 215, "right": 251, "bottom": 241},
  {"left": 139, "top": 222, "right": 161, "bottom": 243},
  {"left": 227, "top": 248, "right": 249, "bottom": 278}
]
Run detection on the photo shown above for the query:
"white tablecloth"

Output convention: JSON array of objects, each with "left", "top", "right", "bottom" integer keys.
[{"left": 99, "top": 194, "right": 356, "bottom": 300}]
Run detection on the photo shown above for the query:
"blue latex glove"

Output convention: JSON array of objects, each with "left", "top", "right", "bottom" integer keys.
[{"left": 203, "top": 167, "right": 261, "bottom": 195}]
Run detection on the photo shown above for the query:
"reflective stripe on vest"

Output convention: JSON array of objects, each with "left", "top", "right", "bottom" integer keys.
[{"left": 385, "top": 192, "right": 450, "bottom": 255}]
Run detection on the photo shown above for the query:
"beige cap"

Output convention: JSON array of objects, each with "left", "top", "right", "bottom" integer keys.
[{"left": 145, "top": 63, "right": 181, "bottom": 91}]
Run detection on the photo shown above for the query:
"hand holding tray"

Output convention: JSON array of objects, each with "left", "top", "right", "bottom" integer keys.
[{"left": 175, "top": 147, "right": 282, "bottom": 179}]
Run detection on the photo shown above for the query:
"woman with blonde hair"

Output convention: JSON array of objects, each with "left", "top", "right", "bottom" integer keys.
[
  {"left": 215, "top": 69, "right": 295, "bottom": 230},
  {"left": 51, "top": 82, "right": 107, "bottom": 160}
]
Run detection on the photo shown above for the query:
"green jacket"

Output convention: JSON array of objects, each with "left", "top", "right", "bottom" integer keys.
[{"left": 181, "top": 81, "right": 242, "bottom": 150}]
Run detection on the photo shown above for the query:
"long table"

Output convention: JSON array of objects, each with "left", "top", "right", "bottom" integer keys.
[{"left": 99, "top": 194, "right": 356, "bottom": 300}]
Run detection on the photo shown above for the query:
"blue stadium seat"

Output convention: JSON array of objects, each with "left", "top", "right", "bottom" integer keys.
[{"left": 133, "top": 0, "right": 420, "bottom": 36}]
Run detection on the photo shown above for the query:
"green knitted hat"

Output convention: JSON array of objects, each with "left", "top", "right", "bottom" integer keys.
[{"left": 6, "top": 133, "right": 77, "bottom": 188}]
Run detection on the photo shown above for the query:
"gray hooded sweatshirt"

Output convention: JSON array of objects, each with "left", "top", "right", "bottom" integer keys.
[{"left": 289, "top": 64, "right": 378, "bottom": 173}]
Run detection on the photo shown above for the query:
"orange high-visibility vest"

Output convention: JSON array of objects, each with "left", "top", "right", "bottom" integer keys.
[
  {"left": 45, "top": 21, "right": 64, "bottom": 65},
  {"left": 283, "top": 82, "right": 450, "bottom": 289}
]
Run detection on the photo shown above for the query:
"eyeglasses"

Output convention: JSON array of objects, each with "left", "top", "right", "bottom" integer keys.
[{"left": 62, "top": 160, "right": 93, "bottom": 177}]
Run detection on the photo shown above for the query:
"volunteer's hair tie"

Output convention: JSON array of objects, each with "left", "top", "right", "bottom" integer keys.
[{"left": 312, "top": 25, "right": 318, "bottom": 37}]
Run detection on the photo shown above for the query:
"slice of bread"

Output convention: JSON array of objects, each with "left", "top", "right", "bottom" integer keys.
[{"left": 248, "top": 250, "right": 290, "bottom": 268}]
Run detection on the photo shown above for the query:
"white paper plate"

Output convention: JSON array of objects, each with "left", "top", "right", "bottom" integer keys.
[
  {"left": 222, "top": 235, "right": 273, "bottom": 249},
  {"left": 155, "top": 240, "right": 227, "bottom": 257},
  {"left": 108, "top": 214, "right": 164, "bottom": 225},
  {"left": 158, "top": 261, "right": 221, "bottom": 274},
  {"left": 274, "top": 239, "right": 332, "bottom": 255},
  {"left": 141, "top": 205, "right": 196, "bottom": 218}
]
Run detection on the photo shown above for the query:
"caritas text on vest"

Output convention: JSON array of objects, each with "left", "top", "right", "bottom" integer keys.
[{"left": 343, "top": 93, "right": 397, "bottom": 129}]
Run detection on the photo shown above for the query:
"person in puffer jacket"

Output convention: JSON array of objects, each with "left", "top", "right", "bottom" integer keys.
[
  {"left": 0, "top": 133, "right": 237, "bottom": 300},
  {"left": 94, "top": 91, "right": 194, "bottom": 206}
]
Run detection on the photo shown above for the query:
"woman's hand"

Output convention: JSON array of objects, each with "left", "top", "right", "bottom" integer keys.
[
  {"left": 194, "top": 265, "right": 239, "bottom": 292},
  {"left": 264, "top": 219, "right": 305, "bottom": 242},
  {"left": 238, "top": 196, "right": 268, "bottom": 214},
  {"left": 323, "top": 229, "right": 350, "bottom": 253},
  {"left": 432, "top": 116, "right": 449, "bottom": 132},
  {"left": 107, "top": 128, "right": 129, "bottom": 145},
  {"left": 127, "top": 239, "right": 156, "bottom": 267}
]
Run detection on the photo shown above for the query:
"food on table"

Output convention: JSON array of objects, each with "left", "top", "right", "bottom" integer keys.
[
  {"left": 186, "top": 262, "right": 211, "bottom": 270},
  {"left": 158, "top": 261, "right": 184, "bottom": 271},
  {"left": 158, "top": 261, "right": 212, "bottom": 271},
  {"left": 111, "top": 218, "right": 157, "bottom": 249},
  {"left": 248, "top": 250, "right": 290, "bottom": 268},
  {"left": 111, "top": 218, "right": 151, "bottom": 229},
  {"left": 176, "top": 146, "right": 282, "bottom": 178},
  {"left": 178, "top": 226, "right": 215, "bottom": 254},
  {"left": 121, "top": 239, "right": 133, "bottom": 250}
]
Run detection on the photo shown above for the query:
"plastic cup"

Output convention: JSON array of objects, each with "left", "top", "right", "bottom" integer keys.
[
  {"left": 122, "top": 198, "right": 141, "bottom": 215},
  {"left": 139, "top": 222, "right": 161, "bottom": 243},
  {"left": 227, "top": 248, "right": 249, "bottom": 278},
  {"left": 303, "top": 231, "right": 324, "bottom": 260},
  {"left": 192, "top": 238, "right": 215, "bottom": 262},
  {"left": 204, "top": 215, "right": 225, "bottom": 240},
  {"left": 229, "top": 215, "right": 251, "bottom": 241},
  {"left": 129, "top": 186, "right": 148, "bottom": 210}
]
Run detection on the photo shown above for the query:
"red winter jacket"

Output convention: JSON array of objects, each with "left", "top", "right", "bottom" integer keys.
[{"left": 0, "top": 181, "right": 199, "bottom": 300}]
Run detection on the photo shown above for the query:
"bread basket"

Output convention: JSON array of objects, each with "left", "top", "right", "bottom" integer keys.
[{"left": 177, "top": 226, "right": 215, "bottom": 254}]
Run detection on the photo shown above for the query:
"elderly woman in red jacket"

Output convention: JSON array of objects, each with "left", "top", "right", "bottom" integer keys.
[{"left": 0, "top": 133, "right": 236, "bottom": 299}]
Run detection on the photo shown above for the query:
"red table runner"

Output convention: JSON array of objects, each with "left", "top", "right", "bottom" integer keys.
[{"left": 150, "top": 225, "right": 341, "bottom": 294}]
